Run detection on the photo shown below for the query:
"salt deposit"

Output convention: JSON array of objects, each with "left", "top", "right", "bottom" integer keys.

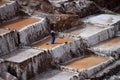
[
  {"left": 1, "top": 48, "right": 53, "bottom": 80},
  {"left": 91, "top": 36, "right": 120, "bottom": 58},
  {"left": 82, "top": 14, "right": 120, "bottom": 26},
  {"left": 0, "top": 0, "right": 120, "bottom": 80},
  {"left": 60, "top": 55, "right": 114, "bottom": 78},
  {"left": 0, "top": 29, "right": 18, "bottom": 56},
  {"left": 32, "top": 33, "right": 86, "bottom": 63},
  {"left": 48, "top": 0, "right": 68, "bottom": 7},
  {"left": 0, "top": 1, "right": 19, "bottom": 23},
  {"left": 65, "top": 23, "right": 119, "bottom": 46},
  {"left": 1, "top": 17, "right": 49, "bottom": 45},
  {"left": 31, "top": 69, "right": 76, "bottom": 80},
  {"left": 19, "top": 17, "right": 49, "bottom": 45}
]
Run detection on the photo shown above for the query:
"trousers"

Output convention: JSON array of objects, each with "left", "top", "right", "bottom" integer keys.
[{"left": 51, "top": 36, "right": 55, "bottom": 44}]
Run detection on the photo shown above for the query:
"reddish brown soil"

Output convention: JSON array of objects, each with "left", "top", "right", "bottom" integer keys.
[
  {"left": 95, "top": 37, "right": 120, "bottom": 48},
  {"left": 33, "top": 37, "right": 74, "bottom": 49},
  {"left": 65, "top": 56, "right": 109, "bottom": 69},
  {"left": 0, "top": 18, "right": 39, "bottom": 31},
  {"left": 0, "top": 1, "right": 8, "bottom": 5}
]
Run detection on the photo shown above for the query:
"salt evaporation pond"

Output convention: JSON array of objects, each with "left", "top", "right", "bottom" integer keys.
[
  {"left": 94, "top": 37, "right": 120, "bottom": 49},
  {"left": 91, "top": 36, "right": 120, "bottom": 58},
  {"left": 65, "top": 23, "right": 107, "bottom": 37},
  {"left": 1, "top": 48, "right": 42, "bottom": 63},
  {"left": 65, "top": 56, "right": 109, "bottom": 69},
  {"left": 82, "top": 14, "right": 120, "bottom": 26},
  {"left": 32, "top": 37, "right": 74, "bottom": 49},
  {"left": 0, "top": 18, "right": 40, "bottom": 31},
  {"left": 0, "top": 48, "right": 52, "bottom": 80}
]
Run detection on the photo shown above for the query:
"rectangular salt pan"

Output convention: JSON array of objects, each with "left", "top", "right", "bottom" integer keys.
[
  {"left": 82, "top": 14, "right": 120, "bottom": 25},
  {"left": 94, "top": 37, "right": 120, "bottom": 49},
  {"left": 65, "top": 23, "right": 106, "bottom": 37},
  {"left": 65, "top": 56, "right": 109, "bottom": 69},
  {"left": 0, "top": 18, "right": 40, "bottom": 31},
  {"left": 32, "top": 37, "right": 74, "bottom": 49},
  {"left": 1, "top": 48, "right": 43, "bottom": 63}
]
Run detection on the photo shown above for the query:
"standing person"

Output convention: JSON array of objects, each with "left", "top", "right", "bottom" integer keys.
[{"left": 50, "top": 30, "right": 56, "bottom": 44}]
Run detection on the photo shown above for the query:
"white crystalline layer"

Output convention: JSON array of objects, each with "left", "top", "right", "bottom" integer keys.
[
  {"left": 0, "top": 59, "right": 5, "bottom": 73},
  {"left": 31, "top": 70, "right": 75, "bottom": 80},
  {"left": 5, "top": 48, "right": 43, "bottom": 63},
  {"left": 4, "top": 48, "right": 52, "bottom": 80},
  {"left": 82, "top": 26, "right": 119, "bottom": 47},
  {"left": 48, "top": 0, "right": 68, "bottom": 7},
  {"left": 0, "top": 59, "right": 8, "bottom": 79},
  {"left": 92, "top": 46, "right": 120, "bottom": 57},
  {"left": 82, "top": 14, "right": 120, "bottom": 26},
  {"left": 49, "top": 0, "right": 67, "bottom": 3},
  {"left": 50, "top": 38, "right": 85, "bottom": 63},
  {"left": 101, "top": 60, "right": 120, "bottom": 80},
  {"left": 0, "top": 1, "right": 19, "bottom": 22},
  {"left": 19, "top": 17, "right": 49, "bottom": 45},
  {"left": 65, "top": 22, "right": 119, "bottom": 47},
  {"left": 91, "top": 39, "right": 120, "bottom": 58},
  {"left": 0, "top": 77, "right": 4, "bottom": 80},
  {"left": 0, "top": 72, "right": 18, "bottom": 80},
  {"left": 49, "top": 0, "right": 89, "bottom": 10},
  {"left": 110, "top": 76, "right": 120, "bottom": 80},
  {"left": 0, "top": 30, "right": 18, "bottom": 56}
]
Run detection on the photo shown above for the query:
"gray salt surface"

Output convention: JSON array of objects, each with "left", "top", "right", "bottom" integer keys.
[
  {"left": 82, "top": 14, "right": 120, "bottom": 26},
  {"left": 31, "top": 69, "right": 75, "bottom": 80},
  {"left": 65, "top": 23, "right": 107, "bottom": 37},
  {"left": 1, "top": 48, "right": 43, "bottom": 63}
]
